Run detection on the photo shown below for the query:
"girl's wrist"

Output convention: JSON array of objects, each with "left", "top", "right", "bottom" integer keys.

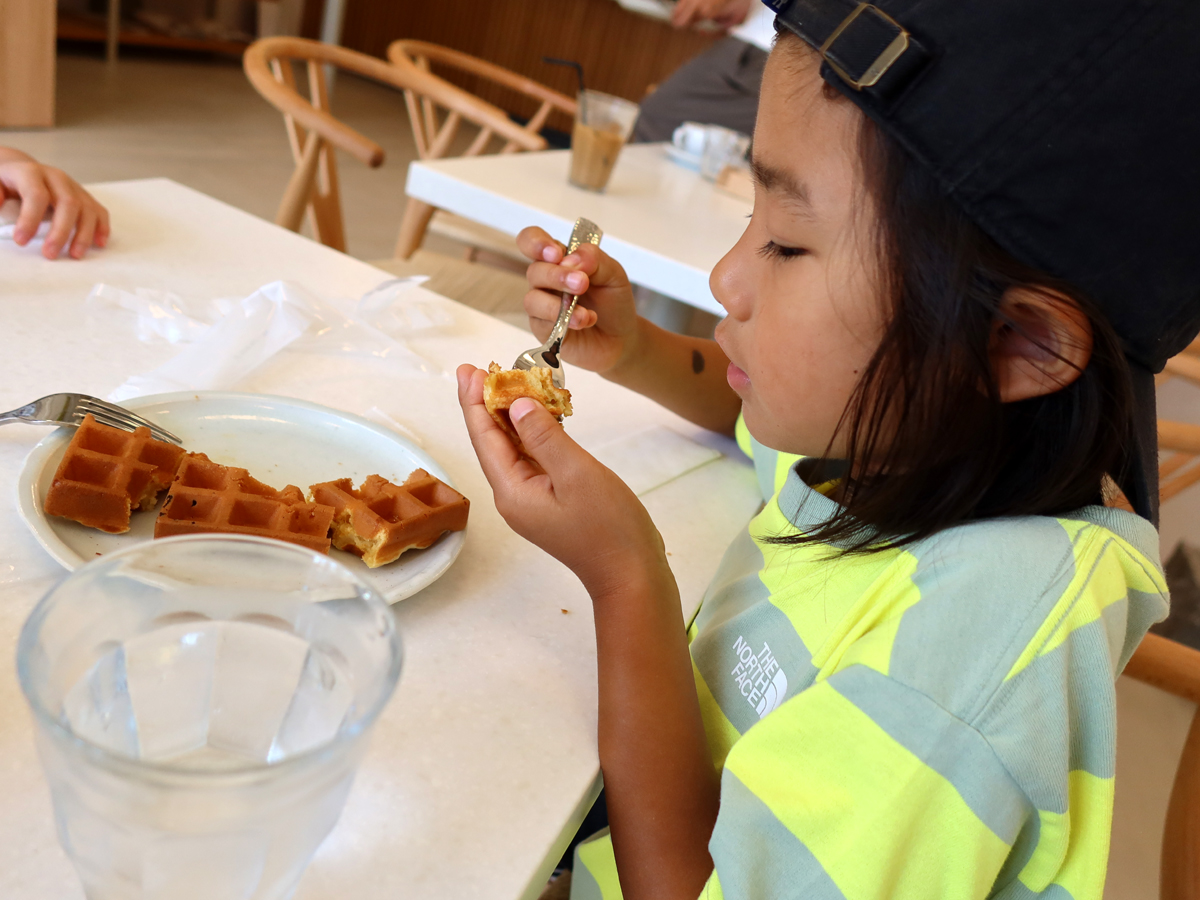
[
  {"left": 602, "top": 316, "right": 655, "bottom": 386},
  {"left": 581, "top": 546, "right": 678, "bottom": 611}
]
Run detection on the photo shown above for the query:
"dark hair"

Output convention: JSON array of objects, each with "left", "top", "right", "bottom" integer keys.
[{"left": 782, "top": 77, "right": 1137, "bottom": 552}]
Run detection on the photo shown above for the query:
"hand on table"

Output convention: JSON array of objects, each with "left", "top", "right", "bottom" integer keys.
[
  {"left": 518, "top": 225, "right": 642, "bottom": 378},
  {"left": 0, "top": 149, "right": 110, "bottom": 259},
  {"left": 456, "top": 363, "right": 670, "bottom": 596},
  {"left": 670, "top": 0, "right": 753, "bottom": 29}
]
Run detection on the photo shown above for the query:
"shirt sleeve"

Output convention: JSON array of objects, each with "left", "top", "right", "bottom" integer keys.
[{"left": 702, "top": 665, "right": 1032, "bottom": 900}]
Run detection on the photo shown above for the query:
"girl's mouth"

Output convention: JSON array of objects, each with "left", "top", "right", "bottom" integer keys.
[{"left": 726, "top": 361, "right": 751, "bottom": 391}]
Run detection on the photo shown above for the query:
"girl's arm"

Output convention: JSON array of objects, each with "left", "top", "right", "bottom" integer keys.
[
  {"left": 0, "top": 145, "right": 110, "bottom": 259},
  {"left": 517, "top": 227, "right": 741, "bottom": 436},
  {"left": 457, "top": 366, "right": 720, "bottom": 899}
]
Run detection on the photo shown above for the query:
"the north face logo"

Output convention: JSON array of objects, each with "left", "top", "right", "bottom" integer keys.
[{"left": 731, "top": 636, "right": 788, "bottom": 719}]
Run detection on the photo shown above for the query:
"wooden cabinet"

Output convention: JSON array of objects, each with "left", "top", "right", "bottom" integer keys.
[
  {"left": 0, "top": 0, "right": 56, "bottom": 127},
  {"left": 338, "top": 0, "right": 718, "bottom": 131}
]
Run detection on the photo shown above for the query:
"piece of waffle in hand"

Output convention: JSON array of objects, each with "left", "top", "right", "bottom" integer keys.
[
  {"left": 483, "top": 362, "right": 572, "bottom": 457},
  {"left": 310, "top": 471, "right": 469, "bottom": 568},
  {"left": 155, "top": 453, "right": 335, "bottom": 553},
  {"left": 44, "top": 414, "right": 186, "bottom": 534}
]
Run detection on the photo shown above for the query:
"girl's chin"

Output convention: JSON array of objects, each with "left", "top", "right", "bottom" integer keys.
[{"left": 726, "top": 361, "right": 751, "bottom": 392}]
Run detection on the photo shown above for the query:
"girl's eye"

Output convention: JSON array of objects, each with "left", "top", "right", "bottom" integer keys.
[{"left": 758, "top": 240, "right": 808, "bottom": 261}]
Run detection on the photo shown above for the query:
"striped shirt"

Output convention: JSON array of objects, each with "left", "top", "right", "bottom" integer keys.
[{"left": 572, "top": 417, "right": 1168, "bottom": 900}]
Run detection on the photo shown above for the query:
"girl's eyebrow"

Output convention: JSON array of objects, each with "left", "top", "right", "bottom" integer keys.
[{"left": 750, "top": 155, "right": 817, "bottom": 218}]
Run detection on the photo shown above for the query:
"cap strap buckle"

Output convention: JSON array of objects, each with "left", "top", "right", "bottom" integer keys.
[{"left": 820, "top": 3, "right": 911, "bottom": 90}]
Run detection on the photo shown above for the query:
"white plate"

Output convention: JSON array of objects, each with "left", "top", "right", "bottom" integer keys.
[{"left": 16, "top": 391, "right": 467, "bottom": 603}]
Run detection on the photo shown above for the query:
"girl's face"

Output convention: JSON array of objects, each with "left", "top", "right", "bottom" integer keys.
[{"left": 712, "top": 43, "right": 885, "bottom": 458}]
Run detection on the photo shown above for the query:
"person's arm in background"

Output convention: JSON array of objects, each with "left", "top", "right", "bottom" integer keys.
[
  {"left": 670, "top": 0, "right": 753, "bottom": 29},
  {"left": 0, "top": 147, "right": 109, "bottom": 259}
]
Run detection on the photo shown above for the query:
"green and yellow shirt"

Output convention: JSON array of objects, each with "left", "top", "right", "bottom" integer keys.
[{"left": 572, "top": 418, "right": 1167, "bottom": 900}]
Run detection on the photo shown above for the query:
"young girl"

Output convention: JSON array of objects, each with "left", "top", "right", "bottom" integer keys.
[{"left": 458, "top": 2, "right": 1197, "bottom": 897}]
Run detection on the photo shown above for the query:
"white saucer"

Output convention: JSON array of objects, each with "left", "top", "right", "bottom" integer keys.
[
  {"left": 665, "top": 144, "right": 704, "bottom": 171},
  {"left": 16, "top": 391, "right": 468, "bottom": 603}
]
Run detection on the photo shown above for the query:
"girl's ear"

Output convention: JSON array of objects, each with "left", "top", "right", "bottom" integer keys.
[{"left": 991, "top": 287, "right": 1093, "bottom": 403}]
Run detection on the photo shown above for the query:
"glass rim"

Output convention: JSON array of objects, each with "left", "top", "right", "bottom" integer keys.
[{"left": 16, "top": 533, "right": 403, "bottom": 780}]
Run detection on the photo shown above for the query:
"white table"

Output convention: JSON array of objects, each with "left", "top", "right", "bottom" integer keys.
[
  {"left": 405, "top": 144, "right": 753, "bottom": 317},
  {"left": 0, "top": 179, "right": 759, "bottom": 900}
]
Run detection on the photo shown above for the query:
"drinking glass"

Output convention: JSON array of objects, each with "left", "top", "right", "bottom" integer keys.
[
  {"left": 569, "top": 89, "right": 640, "bottom": 192},
  {"left": 17, "top": 534, "right": 403, "bottom": 900}
]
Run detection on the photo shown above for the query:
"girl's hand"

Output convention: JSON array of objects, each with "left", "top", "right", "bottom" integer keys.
[
  {"left": 0, "top": 155, "right": 110, "bottom": 259},
  {"left": 517, "top": 226, "right": 642, "bottom": 378},
  {"left": 457, "top": 363, "right": 668, "bottom": 595}
]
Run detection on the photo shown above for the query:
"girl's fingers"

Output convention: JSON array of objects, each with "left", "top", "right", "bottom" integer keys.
[
  {"left": 456, "top": 365, "right": 528, "bottom": 489},
  {"left": 565, "top": 243, "right": 630, "bottom": 292},
  {"left": 523, "top": 289, "right": 598, "bottom": 331},
  {"left": 526, "top": 260, "right": 590, "bottom": 296},
  {"left": 517, "top": 226, "right": 565, "bottom": 264}
]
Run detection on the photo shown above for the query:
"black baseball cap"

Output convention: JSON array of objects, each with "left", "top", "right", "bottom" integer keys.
[{"left": 761, "top": 0, "right": 1200, "bottom": 525}]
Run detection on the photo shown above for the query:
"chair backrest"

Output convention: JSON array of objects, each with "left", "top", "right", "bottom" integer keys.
[
  {"left": 387, "top": 40, "right": 576, "bottom": 162},
  {"left": 1123, "top": 633, "right": 1200, "bottom": 899},
  {"left": 385, "top": 40, "right": 577, "bottom": 260},
  {"left": 243, "top": 37, "right": 563, "bottom": 254}
]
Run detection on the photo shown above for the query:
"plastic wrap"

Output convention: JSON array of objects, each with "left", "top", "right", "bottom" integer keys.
[{"left": 85, "top": 279, "right": 448, "bottom": 401}]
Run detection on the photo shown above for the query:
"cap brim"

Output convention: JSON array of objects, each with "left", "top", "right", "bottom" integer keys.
[{"left": 1121, "top": 362, "right": 1159, "bottom": 526}]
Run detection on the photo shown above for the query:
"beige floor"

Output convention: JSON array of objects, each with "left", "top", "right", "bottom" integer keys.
[{"left": 5, "top": 48, "right": 1198, "bottom": 900}]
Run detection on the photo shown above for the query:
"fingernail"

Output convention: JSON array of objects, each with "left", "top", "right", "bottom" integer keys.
[
  {"left": 542, "top": 245, "right": 558, "bottom": 261},
  {"left": 563, "top": 254, "right": 581, "bottom": 267},
  {"left": 566, "top": 272, "right": 586, "bottom": 291},
  {"left": 509, "top": 397, "right": 538, "bottom": 423}
]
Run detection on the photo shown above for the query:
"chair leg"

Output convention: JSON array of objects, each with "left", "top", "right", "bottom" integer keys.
[
  {"left": 276, "top": 132, "right": 323, "bottom": 233},
  {"left": 394, "top": 199, "right": 436, "bottom": 260},
  {"left": 1162, "top": 707, "right": 1200, "bottom": 900},
  {"left": 307, "top": 142, "right": 346, "bottom": 252}
]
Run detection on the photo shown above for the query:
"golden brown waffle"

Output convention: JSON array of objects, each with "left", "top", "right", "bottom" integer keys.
[
  {"left": 483, "top": 361, "right": 572, "bottom": 457},
  {"left": 155, "top": 453, "right": 334, "bottom": 553},
  {"left": 44, "top": 414, "right": 186, "bottom": 534},
  {"left": 310, "top": 471, "right": 469, "bottom": 568}
]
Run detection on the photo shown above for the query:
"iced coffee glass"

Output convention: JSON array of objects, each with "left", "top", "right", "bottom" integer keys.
[
  {"left": 569, "top": 89, "right": 640, "bottom": 192},
  {"left": 17, "top": 534, "right": 403, "bottom": 900}
]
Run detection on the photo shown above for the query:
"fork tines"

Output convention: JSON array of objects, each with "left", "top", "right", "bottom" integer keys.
[{"left": 74, "top": 396, "right": 183, "bottom": 446}]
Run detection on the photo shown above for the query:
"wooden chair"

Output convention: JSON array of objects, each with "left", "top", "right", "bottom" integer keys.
[
  {"left": 242, "top": 37, "right": 534, "bottom": 321},
  {"left": 1156, "top": 341, "right": 1200, "bottom": 505},
  {"left": 385, "top": 39, "right": 576, "bottom": 261},
  {"left": 1123, "top": 633, "right": 1200, "bottom": 899},
  {"left": 242, "top": 37, "right": 570, "bottom": 257}
]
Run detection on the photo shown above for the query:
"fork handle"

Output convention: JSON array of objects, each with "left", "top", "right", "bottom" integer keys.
[
  {"left": 544, "top": 218, "right": 602, "bottom": 356},
  {"left": 544, "top": 295, "right": 580, "bottom": 356},
  {"left": 0, "top": 403, "right": 38, "bottom": 425}
]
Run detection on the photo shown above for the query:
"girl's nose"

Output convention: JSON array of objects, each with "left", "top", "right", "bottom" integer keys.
[{"left": 710, "top": 234, "right": 753, "bottom": 321}]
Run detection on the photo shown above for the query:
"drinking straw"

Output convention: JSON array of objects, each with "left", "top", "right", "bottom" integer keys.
[{"left": 543, "top": 57, "right": 587, "bottom": 123}]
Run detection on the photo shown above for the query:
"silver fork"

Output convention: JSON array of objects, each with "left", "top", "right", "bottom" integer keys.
[
  {"left": 0, "top": 393, "right": 183, "bottom": 445},
  {"left": 513, "top": 217, "right": 603, "bottom": 389}
]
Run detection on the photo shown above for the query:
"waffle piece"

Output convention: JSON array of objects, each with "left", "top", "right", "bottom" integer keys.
[
  {"left": 310, "top": 471, "right": 469, "bottom": 568},
  {"left": 483, "top": 361, "right": 572, "bottom": 456},
  {"left": 44, "top": 414, "right": 186, "bottom": 534},
  {"left": 155, "top": 453, "right": 334, "bottom": 553}
]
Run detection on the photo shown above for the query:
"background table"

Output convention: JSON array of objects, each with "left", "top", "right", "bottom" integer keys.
[
  {"left": 0, "top": 178, "right": 760, "bottom": 900},
  {"left": 405, "top": 144, "right": 753, "bottom": 317}
]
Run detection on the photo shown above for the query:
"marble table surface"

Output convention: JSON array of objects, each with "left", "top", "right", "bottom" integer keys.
[
  {"left": 405, "top": 143, "right": 753, "bottom": 317},
  {"left": 0, "top": 179, "right": 760, "bottom": 900}
]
